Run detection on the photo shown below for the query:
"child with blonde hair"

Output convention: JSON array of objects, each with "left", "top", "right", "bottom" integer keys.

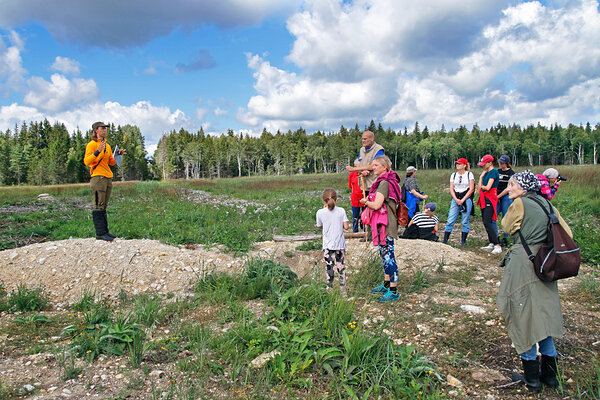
[{"left": 316, "top": 189, "right": 350, "bottom": 291}]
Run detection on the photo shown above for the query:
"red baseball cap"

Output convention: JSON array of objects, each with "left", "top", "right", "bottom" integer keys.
[
  {"left": 455, "top": 157, "right": 468, "bottom": 165},
  {"left": 478, "top": 154, "right": 495, "bottom": 166}
]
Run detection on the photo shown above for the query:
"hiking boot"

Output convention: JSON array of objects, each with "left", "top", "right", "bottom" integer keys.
[
  {"left": 377, "top": 290, "right": 400, "bottom": 303},
  {"left": 540, "top": 355, "right": 559, "bottom": 388},
  {"left": 461, "top": 232, "right": 469, "bottom": 246},
  {"left": 500, "top": 237, "right": 509, "bottom": 247},
  {"left": 442, "top": 231, "right": 451, "bottom": 244},
  {"left": 371, "top": 284, "right": 388, "bottom": 294},
  {"left": 102, "top": 211, "right": 116, "bottom": 239},
  {"left": 491, "top": 246, "right": 503, "bottom": 255},
  {"left": 92, "top": 210, "right": 114, "bottom": 242},
  {"left": 512, "top": 358, "right": 541, "bottom": 392},
  {"left": 480, "top": 243, "right": 494, "bottom": 251}
]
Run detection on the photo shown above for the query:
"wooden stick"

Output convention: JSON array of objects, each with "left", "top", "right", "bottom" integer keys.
[
  {"left": 273, "top": 232, "right": 367, "bottom": 242},
  {"left": 360, "top": 175, "right": 369, "bottom": 243}
]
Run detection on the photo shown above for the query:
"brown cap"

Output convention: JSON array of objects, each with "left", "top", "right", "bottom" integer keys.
[{"left": 92, "top": 121, "right": 109, "bottom": 130}]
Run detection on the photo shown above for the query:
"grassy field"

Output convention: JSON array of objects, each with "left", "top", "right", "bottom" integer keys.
[
  {"left": 1, "top": 165, "right": 599, "bottom": 261},
  {"left": 0, "top": 166, "right": 599, "bottom": 399}
]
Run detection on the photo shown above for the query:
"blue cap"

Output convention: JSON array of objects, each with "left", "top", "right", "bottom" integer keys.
[
  {"left": 425, "top": 202, "right": 436, "bottom": 212},
  {"left": 498, "top": 154, "right": 510, "bottom": 164}
]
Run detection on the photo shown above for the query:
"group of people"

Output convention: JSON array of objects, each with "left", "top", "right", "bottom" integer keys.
[
  {"left": 85, "top": 125, "right": 570, "bottom": 393},
  {"left": 318, "top": 130, "right": 570, "bottom": 392}
]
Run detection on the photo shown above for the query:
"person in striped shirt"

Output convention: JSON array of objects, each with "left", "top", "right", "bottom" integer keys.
[{"left": 403, "top": 203, "right": 439, "bottom": 241}]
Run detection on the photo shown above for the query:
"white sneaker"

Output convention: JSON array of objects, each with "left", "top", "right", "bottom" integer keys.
[
  {"left": 480, "top": 243, "right": 494, "bottom": 251},
  {"left": 491, "top": 246, "right": 503, "bottom": 255}
]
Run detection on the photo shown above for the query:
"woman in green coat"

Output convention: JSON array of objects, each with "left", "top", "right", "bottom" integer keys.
[{"left": 497, "top": 169, "right": 572, "bottom": 392}]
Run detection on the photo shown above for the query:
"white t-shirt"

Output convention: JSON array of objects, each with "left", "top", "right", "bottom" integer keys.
[
  {"left": 450, "top": 171, "right": 474, "bottom": 193},
  {"left": 316, "top": 206, "right": 349, "bottom": 250}
]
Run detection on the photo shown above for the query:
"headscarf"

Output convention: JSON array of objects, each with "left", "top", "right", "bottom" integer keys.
[{"left": 512, "top": 169, "right": 542, "bottom": 192}]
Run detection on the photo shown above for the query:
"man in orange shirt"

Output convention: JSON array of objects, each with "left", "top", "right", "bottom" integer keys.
[{"left": 83, "top": 122, "right": 126, "bottom": 241}]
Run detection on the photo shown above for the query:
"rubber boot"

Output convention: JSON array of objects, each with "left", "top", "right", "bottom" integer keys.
[
  {"left": 442, "top": 231, "right": 451, "bottom": 244},
  {"left": 461, "top": 232, "right": 469, "bottom": 246},
  {"left": 540, "top": 355, "right": 559, "bottom": 388},
  {"left": 102, "top": 210, "right": 116, "bottom": 240},
  {"left": 92, "top": 210, "right": 113, "bottom": 241},
  {"left": 512, "top": 358, "right": 541, "bottom": 392}
]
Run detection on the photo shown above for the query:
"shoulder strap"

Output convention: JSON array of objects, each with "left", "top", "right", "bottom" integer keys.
[
  {"left": 451, "top": 172, "right": 456, "bottom": 182},
  {"left": 90, "top": 142, "right": 106, "bottom": 176}
]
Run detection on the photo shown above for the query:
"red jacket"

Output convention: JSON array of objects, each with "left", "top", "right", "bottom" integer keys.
[
  {"left": 477, "top": 187, "right": 498, "bottom": 221},
  {"left": 348, "top": 171, "right": 364, "bottom": 207}
]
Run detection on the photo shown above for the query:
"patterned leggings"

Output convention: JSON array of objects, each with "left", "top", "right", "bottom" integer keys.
[
  {"left": 378, "top": 236, "right": 398, "bottom": 283},
  {"left": 324, "top": 249, "right": 346, "bottom": 288}
]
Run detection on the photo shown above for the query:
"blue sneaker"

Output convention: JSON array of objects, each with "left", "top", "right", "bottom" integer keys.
[
  {"left": 377, "top": 290, "right": 400, "bottom": 303},
  {"left": 371, "top": 284, "right": 388, "bottom": 294}
]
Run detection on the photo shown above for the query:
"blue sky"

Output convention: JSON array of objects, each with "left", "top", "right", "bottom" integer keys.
[{"left": 1, "top": 0, "right": 599, "bottom": 155}]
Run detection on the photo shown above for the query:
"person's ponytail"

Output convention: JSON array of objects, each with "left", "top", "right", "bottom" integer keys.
[{"left": 322, "top": 188, "right": 337, "bottom": 211}]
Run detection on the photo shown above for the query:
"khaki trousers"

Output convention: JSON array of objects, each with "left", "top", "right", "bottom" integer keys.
[{"left": 90, "top": 176, "right": 112, "bottom": 211}]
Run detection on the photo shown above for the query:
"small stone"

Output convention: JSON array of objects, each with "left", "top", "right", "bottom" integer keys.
[
  {"left": 447, "top": 374, "right": 463, "bottom": 387},
  {"left": 250, "top": 350, "right": 281, "bottom": 368},
  {"left": 9, "top": 252, "right": 18, "bottom": 260},
  {"left": 149, "top": 370, "right": 165, "bottom": 379},
  {"left": 39, "top": 257, "right": 46, "bottom": 265},
  {"left": 460, "top": 304, "right": 486, "bottom": 314},
  {"left": 62, "top": 388, "right": 72, "bottom": 394},
  {"left": 23, "top": 384, "right": 35, "bottom": 392}
]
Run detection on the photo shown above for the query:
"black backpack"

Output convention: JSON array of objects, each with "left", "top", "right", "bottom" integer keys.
[{"left": 517, "top": 197, "right": 580, "bottom": 282}]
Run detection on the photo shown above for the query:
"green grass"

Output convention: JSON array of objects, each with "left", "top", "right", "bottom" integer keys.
[{"left": 2, "top": 167, "right": 599, "bottom": 260}]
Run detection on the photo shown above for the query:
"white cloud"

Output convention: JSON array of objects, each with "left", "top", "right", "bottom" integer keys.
[
  {"left": 240, "top": 0, "right": 600, "bottom": 133},
  {"left": 0, "top": 100, "right": 193, "bottom": 147},
  {"left": 0, "top": 0, "right": 300, "bottom": 48},
  {"left": 51, "top": 56, "right": 80, "bottom": 75},
  {"left": 196, "top": 108, "right": 208, "bottom": 120},
  {"left": 23, "top": 73, "right": 99, "bottom": 112},
  {"left": 214, "top": 106, "right": 228, "bottom": 116},
  {"left": 0, "top": 30, "right": 26, "bottom": 94}
]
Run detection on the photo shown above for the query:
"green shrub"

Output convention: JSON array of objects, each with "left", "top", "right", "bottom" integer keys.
[{"left": 8, "top": 284, "right": 49, "bottom": 312}]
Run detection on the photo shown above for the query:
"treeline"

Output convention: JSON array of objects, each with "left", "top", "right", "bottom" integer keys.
[
  {"left": 0, "top": 120, "right": 150, "bottom": 186},
  {"left": 155, "top": 121, "right": 600, "bottom": 179},
  {"left": 1, "top": 119, "right": 599, "bottom": 185}
]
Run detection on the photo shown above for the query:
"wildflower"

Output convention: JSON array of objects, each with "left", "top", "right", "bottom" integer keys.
[{"left": 86, "top": 350, "right": 92, "bottom": 354}]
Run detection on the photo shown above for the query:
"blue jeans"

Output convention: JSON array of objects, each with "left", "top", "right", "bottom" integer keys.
[
  {"left": 444, "top": 198, "right": 473, "bottom": 233},
  {"left": 351, "top": 206, "right": 363, "bottom": 233},
  {"left": 492, "top": 195, "right": 513, "bottom": 238},
  {"left": 520, "top": 336, "right": 557, "bottom": 361}
]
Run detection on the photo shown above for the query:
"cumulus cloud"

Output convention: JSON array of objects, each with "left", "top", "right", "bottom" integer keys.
[
  {"left": 240, "top": 0, "right": 600, "bottom": 132},
  {"left": 175, "top": 50, "right": 216, "bottom": 74},
  {"left": 0, "top": 30, "right": 26, "bottom": 94},
  {"left": 51, "top": 56, "right": 80, "bottom": 75},
  {"left": 0, "top": 100, "right": 193, "bottom": 146},
  {"left": 0, "top": 0, "right": 300, "bottom": 48},
  {"left": 23, "top": 73, "right": 99, "bottom": 112}
]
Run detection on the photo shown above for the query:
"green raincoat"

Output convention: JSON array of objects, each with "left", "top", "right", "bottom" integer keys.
[{"left": 497, "top": 192, "right": 572, "bottom": 354}]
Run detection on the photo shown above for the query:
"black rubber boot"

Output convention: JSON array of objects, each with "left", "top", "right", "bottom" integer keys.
[
  {"left": 540, "top": 355, "right": 559, "bottom": 388},
  {"left": 512, "top": 358, "right": 541, "bottom": 392},
  {"left": 102, "top": 210, "right": 116, "bottom": 240},
  {"left": 442, "top": 231, "right": 451, "bottom": 244},
  {"left": 461, "top": 232, "right": 469, "bottom": 246},
  {"left": 92, "top": 210, "right": 113, "bottom": 241}
]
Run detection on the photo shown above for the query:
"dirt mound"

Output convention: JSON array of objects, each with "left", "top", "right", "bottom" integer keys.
[{"left": 1, "top": 237, "right": 477, "bottom": 305}]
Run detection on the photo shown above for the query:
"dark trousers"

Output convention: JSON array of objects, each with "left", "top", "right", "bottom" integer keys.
[
  {"left": 482, "top": 198, "right": 499, "bottom": 245},
  {"left": 351, "top": 205, "right": 364, "bottom": 233}
]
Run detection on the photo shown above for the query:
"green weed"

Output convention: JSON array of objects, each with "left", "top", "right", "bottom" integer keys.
[{"left": 7, "top": 284, "right": 49, "bottom": 312}]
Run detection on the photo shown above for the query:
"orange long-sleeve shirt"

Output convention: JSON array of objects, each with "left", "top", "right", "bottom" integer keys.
[{"left": 84, "top": 139, "right": 116, "bottom": 178}]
